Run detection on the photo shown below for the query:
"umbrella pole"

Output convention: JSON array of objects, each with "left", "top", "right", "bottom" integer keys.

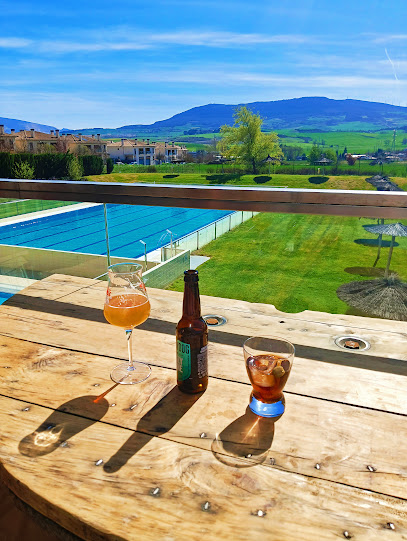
[
  {"left": 385, "top": 235, "right": 395, "bottom": 279},
  {"left": 373, "top": 233, "right": 383, "bottom": 267}
]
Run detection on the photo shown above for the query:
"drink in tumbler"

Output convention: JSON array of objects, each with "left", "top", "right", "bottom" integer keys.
[{"left": 244, "top": 337, "right": 294, "bottom": 417}]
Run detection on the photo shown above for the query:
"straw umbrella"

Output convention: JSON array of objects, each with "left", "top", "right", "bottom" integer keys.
[
  {"left": 337, "top": 222, "right": 407, "bottom": 321},
  {"left": 337, "top": 276, "right": 407, "bottom": 321},
  {"left": 363, "top": 222, "right": 407, "bottom": 278}
]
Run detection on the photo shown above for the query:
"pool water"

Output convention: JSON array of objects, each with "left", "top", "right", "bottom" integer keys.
[
  {"left": 0, "top": 204, "right": 233, "bottom": 258},
  {"left": 0, "top": 291, "right": 12, "bottom": 305}
]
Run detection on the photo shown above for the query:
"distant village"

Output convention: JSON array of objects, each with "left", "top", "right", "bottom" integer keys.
[{"left": 0, "top": 125, "right": 187, "bottom": 165}]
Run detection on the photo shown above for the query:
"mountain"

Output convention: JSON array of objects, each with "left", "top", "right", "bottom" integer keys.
[
  {"left": 0, "top": 116, "right": 57, "bottom": 133},
  {"left": 4, "top": 98, "right": 407, "bottom": 139},
  {"left": 122, "top": 97, "right": 407, "bottom": 133}
]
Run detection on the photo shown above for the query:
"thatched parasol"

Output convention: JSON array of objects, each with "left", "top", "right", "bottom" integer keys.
[
  {"left": 363, "top": 222, "right": 407, "bottom": 277},
  {"left": 338, "top": 221, "right": 407, "bottom": 321},
  {"left": 365, "top": 174, "right": 402, "bottom": 191},
  {"left": 337, "top": 276, "right": 407, "bottom": 321}
]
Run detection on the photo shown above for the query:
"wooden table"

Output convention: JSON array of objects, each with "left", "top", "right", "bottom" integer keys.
[{"left": 0, "top": 274, "right": 406, "bottom": 541}]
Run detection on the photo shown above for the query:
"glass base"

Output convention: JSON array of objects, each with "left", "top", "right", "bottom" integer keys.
[
  {"left": 111, "top": 362, "right": 151, "bottom": 384},
  {"left": 249, "top": 394, "right": 285, "bottom": 418}
]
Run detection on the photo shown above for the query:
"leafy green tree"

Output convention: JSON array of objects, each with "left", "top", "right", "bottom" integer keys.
[
  {"left": 324, "top": 149, "right": 337, "bottom": 164},
  {"left": 67, "top": 156, "right": 83, "bottom": 180},
  {"left": 218, "top": 106, "right": 283, "bottom": 174},
  {"left": 308, "top": 145, "right": 322, "bottom": 164},
  {"left": 106, "top": 158, "right": 114, "bottom": 174},
  {"left": 12, "top": 161, "right": 34, "bottom": 179}
]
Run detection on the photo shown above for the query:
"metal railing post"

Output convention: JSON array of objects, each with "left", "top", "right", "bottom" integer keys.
[{"left": 103, "top": 203, "right": 111, "bottom": 267}]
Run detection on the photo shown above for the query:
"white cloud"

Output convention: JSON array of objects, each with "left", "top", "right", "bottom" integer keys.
[
  {"left": 0, "top": 30, "right": 313, "bottom": 53},
  {"left": 372, "top": 34, "right": 407, "bottom": 43},
  {"left": 0, "top": 38, "right": 31, "bottom": 48}
]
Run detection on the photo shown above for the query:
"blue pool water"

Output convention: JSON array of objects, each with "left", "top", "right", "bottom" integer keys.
[
  {"left": 0, "top": 204, "right": 233, "bottom": 259},
  {"left": 0, "top": 292, "right": 13, "bottom": 305}
]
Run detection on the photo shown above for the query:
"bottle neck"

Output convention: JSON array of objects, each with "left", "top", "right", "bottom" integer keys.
[{"left": 182, "top": 280, "right": 201, "bottom": 319}]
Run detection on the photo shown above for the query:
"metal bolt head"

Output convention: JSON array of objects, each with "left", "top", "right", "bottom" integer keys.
[
  {"left": 254, "top": 510, "right": 266, "bottom": 517},
  {"left": 200, "top": 432, "right": 207, "bottom": 438},
  {"left": 343, "top": 531, "right": 352, "bottom": 539},
  {"left": 269, "top": 458, "right": 276, "bottom": 465},
  {"left": 150, "top": 487, "right": 161, "bottom": 497},
  {"left": 386, "top": 522, "right": 395, "bottom": 530},
  {"left": 367, "top": 465, "right": 377, "bottom": 472},
  {"left": 95, "top": 459, "right": 103, "bottom": 466},
  {"left": 201, "top": 501, "right": 211, "bottom": 512},
  {"left": 315, "top": 463, "right": 321, "bottom": 470}
]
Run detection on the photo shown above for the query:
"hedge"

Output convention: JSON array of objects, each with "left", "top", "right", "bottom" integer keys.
[{"left": 0, "top": 152, "right": 104, "bottom": 179}]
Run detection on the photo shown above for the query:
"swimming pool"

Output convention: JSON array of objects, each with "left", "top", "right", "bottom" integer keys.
[
  {"left": 0, "top": 204, "right": 234, "bottom": 259},
  {"left": 0, "top": 291, "right": 12, "bottom": 305}
]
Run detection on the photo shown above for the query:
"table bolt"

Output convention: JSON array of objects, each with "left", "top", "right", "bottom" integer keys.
[
  {"left": 315, "top": 463, "right": 321, "bottom": 470},
  {"left": 22, "top": 407, "right": 30, "bottom": 412},
  {"left": 201, "top": 501, "right": 211, "bottom": 512},
  {"left": 150, "top": 487, "right": 161, "bottom": 497},
  {"left": 129, "top": 404, "right": 138, "bottom": 410},
  {"left": 46, "top": 424, "right": 55, "bottom": 431},
  {"left": 4, "top": 366, "right": 10, "bottom": 369},
  {"left": 95, "top": 459, "right": 103, "bottom": 466},
  {"left": 60, "top": 441, "right": 68, "bottom": 448},
  {"left": 253, "top": 509, "right": 266, "bottom": 517},
  {"left": 386, "top": 522, "right": 395, "bottom": 530},
  {"left": 269, "top": 458, "right": 276, "bottom": 465},
  {"left": 110, "top": 403, "right": 116, "bottom": 407},
  {"left": 93, "top": 384, "right": 100, "bottom": 387},
  {"left": 343, "top": 531, "right": 352, "bottom": 539},
  {"left": 200, "top": 432, "right": 207, "bottom": 438},
  {"left": 245, "top": 453, "right": 253, "bottom": 458},
  {"left": 366, "top": 465, "right": 377, "bottom": 472}
]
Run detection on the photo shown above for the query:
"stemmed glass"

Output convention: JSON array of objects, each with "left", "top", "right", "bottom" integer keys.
[
  {"left": 243, "top": 336, "right": 295, "bottom": 417},
  {"left": 103, "top": 263, "right": 151, "bottom": 384}
]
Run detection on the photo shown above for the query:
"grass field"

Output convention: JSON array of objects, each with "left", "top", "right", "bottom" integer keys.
[
  {"left": 0, "top": 199, "right": 76, "bottom": 220},
  {"left": 166, "top": 212, "right": 407, "bottom": 315},
  {"left": 277, "top": 130, "right": 407, "bottom": 154},
  {"left": 88, "top": 172, "right": 407, "bottom": 191}
]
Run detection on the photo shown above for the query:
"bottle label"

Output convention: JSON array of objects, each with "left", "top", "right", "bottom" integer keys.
[
  {"left": 197, "top": 345, "right": 208, "bottom": 378},
  {"left": 177, "top": 340, "right": 191, "bottom": 380}
]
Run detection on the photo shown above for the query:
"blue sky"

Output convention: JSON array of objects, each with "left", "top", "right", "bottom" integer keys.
[{"left": 0, "top": 0, "right": 406, "bottom": 128}]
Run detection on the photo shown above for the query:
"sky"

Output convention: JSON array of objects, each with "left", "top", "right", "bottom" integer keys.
[{"left": 0, "top": 0, "right": 407, "bottom": 129}]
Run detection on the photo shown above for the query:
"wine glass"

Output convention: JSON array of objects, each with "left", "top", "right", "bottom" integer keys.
[
  {"left": 243, "top": 336, "right": 295, "bottom": 418},
  {"left": 103, "top": 263, "right": 151, "bottom": 384}
]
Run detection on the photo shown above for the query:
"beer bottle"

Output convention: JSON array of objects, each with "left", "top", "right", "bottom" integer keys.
[{"left": 176, "top": 270, "right": 208, "bottom": 394}]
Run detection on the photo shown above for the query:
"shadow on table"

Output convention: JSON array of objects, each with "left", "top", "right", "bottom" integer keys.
[
  {"left": 19, "top": 396, "right": 109, "bottom": 457},
  {"left": 8, "top": 295, "right": 407, "bottom": 376},
  {"left": 211, "top": 407, "right": 276, "bottom": 468},
  {"left": 103, "top": 387, "right": 202, "bottom": 473}
]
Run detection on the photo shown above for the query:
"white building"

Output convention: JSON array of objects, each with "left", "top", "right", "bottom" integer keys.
[{"left": 106, "top": 138, "right": 186, "bottom": 164}]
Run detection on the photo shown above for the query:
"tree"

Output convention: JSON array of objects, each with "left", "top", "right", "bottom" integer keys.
[
  {"left": 346, "top": 154, "right": 357, "bottom": 165},
  {"left": 67, "top": 156, "right": 83, "bottom": 180},
  {"left": 13, "top": 161, "right": 34, "bottom": 179},
  {"left": 308, "top": 145, "right": 322, "bottom": 164},
  {"left": 324, "top": 148, "right": 337, "bottom": 164},
  {"left": 218, "top": 106, "right": 283, "bottom": 174}
]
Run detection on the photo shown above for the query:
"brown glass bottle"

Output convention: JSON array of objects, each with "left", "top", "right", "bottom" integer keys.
[{"left": 176, "top": 270, "right": 208, "bottom": 394}]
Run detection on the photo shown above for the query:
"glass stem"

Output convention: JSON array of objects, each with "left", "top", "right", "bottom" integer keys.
[{"left": 126, "top": 329, "right": 134, "bottom": 371}]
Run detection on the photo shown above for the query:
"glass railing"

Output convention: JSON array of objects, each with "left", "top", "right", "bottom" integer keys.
[{"left": 0, "top": 178, "right": 406, "bottom": 325}]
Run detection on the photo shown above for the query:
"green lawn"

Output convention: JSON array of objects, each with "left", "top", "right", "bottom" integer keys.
[
  {"left": 277, "top": 130, "right": 407, "bottom": 154},
  {"left": 167, "top": 213, "right": 407, "bottom": 315},
  {"left": 88, "top": 172, "right": 407, "bottom": 191},
  {"left": 0, "top": 199, "right": 76, "bottom": 219}
]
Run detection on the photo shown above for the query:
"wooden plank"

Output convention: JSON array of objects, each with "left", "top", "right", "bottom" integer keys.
[
  {"left": 1, "top": 276, "right": 406, "bottom": 414},
  {"left": 0, "top": 335, "right": 406, "bottom": 499},
  {"left": 0, "top": 395, "right": 406, "bottom": 541}
]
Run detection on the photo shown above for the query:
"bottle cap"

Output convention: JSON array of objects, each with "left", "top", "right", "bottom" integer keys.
[{"left": 184, "top": 269, "right": 199, "bottom": 281}]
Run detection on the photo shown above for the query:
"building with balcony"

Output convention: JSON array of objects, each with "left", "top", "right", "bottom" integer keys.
[
  {"left": 0, "top": 125, "right": 107, "bottom": 157},
  {"left": 106, "top": 138, "right": 187, "bottom": 164}
]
